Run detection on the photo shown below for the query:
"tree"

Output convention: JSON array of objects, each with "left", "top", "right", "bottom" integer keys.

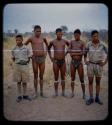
[
  {"left": 60, "top": 26, "right": 68, "bottom": 33},
  {"left": 14, "top": 29, "right": 18, "bottom": 35}
]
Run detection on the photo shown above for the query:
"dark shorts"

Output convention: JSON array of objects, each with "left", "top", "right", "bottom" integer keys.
[
  {"left": 32, "top": 56, "right": 46, "bottom": 64},
  {"left": 71, "top": 59, "right": 82, "bottom": 69},
  {"left": 54, "top": 59, "right": 65, "bottom": 67}
]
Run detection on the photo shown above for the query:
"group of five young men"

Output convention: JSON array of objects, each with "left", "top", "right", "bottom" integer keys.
[{"left": 11, "top": 25, "right": 108, "bottom": 105}]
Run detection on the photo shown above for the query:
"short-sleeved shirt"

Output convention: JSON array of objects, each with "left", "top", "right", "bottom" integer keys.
[
  {"left": 11, "top": 45, "right": 31, "bottom": 64},
  {"left": 85, "top": 41, "right": 108, "bottom": 63}
]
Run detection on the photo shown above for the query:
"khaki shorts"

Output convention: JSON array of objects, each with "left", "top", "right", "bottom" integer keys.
[
  {"left": 13, "top": 63, "right": 29, "bottom": 83},
  {"left": 87, "top": 63, "right": 103, "bottom": 77}
]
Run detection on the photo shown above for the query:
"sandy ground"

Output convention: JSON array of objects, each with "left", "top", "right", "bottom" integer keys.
[{"left": 3, "top": 59, "right": 108, "bottom": 121}]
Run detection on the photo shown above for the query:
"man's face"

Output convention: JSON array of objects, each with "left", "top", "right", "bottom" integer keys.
[
  {"left": 92, "top": 33, "right": 99, "bottom": 42},
  {"left": 56, "top": 32, "right": 63, "bottom": 40},
  {"left": 74, "top": 33, "right": 80, "bottom": 41},
  {"left": 34, "top": 28, "right": 41, "bottom": 37},
  {"left": 16, "top": 37, "right": 23, "bottom": 45}
]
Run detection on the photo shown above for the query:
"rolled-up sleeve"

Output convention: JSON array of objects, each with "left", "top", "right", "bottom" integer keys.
[
  {"left": 103, "top": 44, "right": 108, "bottom": 55},
  {"left": 27, "top": 48, "right": 32, "bottom": 58},
  {"left": 84, "top": 42, "right": 89, "bottom": 54}
]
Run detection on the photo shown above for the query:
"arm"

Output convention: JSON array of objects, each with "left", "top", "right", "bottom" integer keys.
[
  {"left": 84, "top": 43, "right": 89, "bottom": 64},
  {"left": 11, "top": 49, "right": 15, "bottom": 62},
  {"left": 100, "top": 44, "right": 108, "bottom": 66},
  {"left": 48, "top": 41, "right": 53, "bottom": 62},
  {"left": 43, "top": 38, "right": 49, "bottom": 50},
  {"left": 65, "top": 40, "right": 70, "bottom": 56},
  {"left": 27, "top": 48, "right": 32, "bottom": 63},
  {"left": 24, "top": 37, "right": 32, "bottom": 45}
]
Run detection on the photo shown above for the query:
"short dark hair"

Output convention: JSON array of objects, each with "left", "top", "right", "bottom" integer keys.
[
  {"left": 15, "top": 34, "right": 23, "bottom": 40},
  {"left": 74, "top": 29, "right": 81, "bottom": 35},
  {"left": 91, "top": 30, "right": 99, "bottom": 36},
  {"left": 56, "top": 28, "right": 62, "bottom": 33},
  {"left": 34, "top": 25, "right": 41, "bottom": 30}
]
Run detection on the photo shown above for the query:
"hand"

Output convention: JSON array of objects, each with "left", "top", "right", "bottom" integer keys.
[
  {"left": 99, "top": 61, "right": 105, "bottom": 66},
  {"left": 27, "top": 58, "right": 30, "bottom": 63},
  {"left": 85, "top": 60, "right": 90, "bottom": 65},
  {"left": 50, "top": 57, "right": 54, "bottom": 62}
]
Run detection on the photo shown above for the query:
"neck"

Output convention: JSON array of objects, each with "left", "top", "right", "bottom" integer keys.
[
  {"left": 75, "top": 39, "right": 80, "bottom": 41},
  {"left": 57, "top": 38, "right": 62, "bottom": 40},
  {"left": 35, "top": 35, "right": 40, "bottom": 38},
  {"left": 17, "top": 43, "right": 23, "bottom": 47},
  {"left": 92, "top": 40, "right": 99, "bottom": 44}
]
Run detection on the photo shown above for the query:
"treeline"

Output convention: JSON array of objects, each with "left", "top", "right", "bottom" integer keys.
[{"left": 3, "top": 29, "right": 108, "bottom": 43}]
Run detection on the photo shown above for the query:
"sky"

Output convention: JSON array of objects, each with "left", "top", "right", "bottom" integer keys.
[{"left": 3, "top": 3, "right": 108, "bottom": 33}]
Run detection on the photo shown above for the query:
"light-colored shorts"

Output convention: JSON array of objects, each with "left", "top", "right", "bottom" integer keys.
[
  {"left": 13, "top": 63, "right": 29, "bottom": 83},
  {"left": 87, "top": 63, "right": 103, "bottom": 77}
]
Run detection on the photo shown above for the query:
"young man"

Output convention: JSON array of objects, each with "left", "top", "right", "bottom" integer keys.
[
  {"left": 84, "top": 30, "right": 108, "bottom": 105},
  {"left": 11, "top": 35, "right": 31, "bottom": 102},
  {"left": 67, "top": 29, "right": 85, "bottom": 98},
  {"left": 24, "top": 25, "right": 48, "bottom": 98},
  {"left": 48, "top": 28, "right": 69, "bottom": 97}
]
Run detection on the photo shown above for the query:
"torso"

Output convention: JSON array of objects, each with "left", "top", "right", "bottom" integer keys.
[
  {"left": 87, "top": 41, "right": 107, "bottom": 63},
  {"left": 52, "top": 39, "right": 67, "bottom": 60},
  {"left": 30, "top": 36, "right": 47, "bottom": 57},
  {"left": 70, "top": 40, "right": 84, "bottom": 61}
]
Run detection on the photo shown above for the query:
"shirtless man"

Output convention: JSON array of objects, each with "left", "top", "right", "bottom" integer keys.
[
  {"left": 67, "top": 29, "right": 85, "bottom": 98},
  {"left": 24, "top": 25, "right": 48, "bottom": 98},
  {"left": 48, "top": 28, "right": 69, "bottom": 97}
]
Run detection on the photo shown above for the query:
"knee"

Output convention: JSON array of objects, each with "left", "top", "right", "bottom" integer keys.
[
  {"left": 39, "top": 74, "right": 43, "bottom": 80},
  {"left": 61, "top": 80, "right": 65, "bottom": 85},
  {"left": 96, "top": 80, "right": 100, "bottom": 85},
  {"left": 71, "top": 81, "right": 75, "bottom": 86},
  {"left": 17, "top": 82, "right": 21, "bottom": 85},
  {"left": 22, "top": 82, "right": 27, "bottom": 86},
  {"left": 34, "top": 73, "right": 38, "bottom": 78},
  {"left": 80, "top": 79, "right": 84, "bottom": 84},
  {"left": 89, "top": 82, "right": 93, "bottom": 85},
  {"left": 54, "top": 81, "right": 59, "bottom": 85}
]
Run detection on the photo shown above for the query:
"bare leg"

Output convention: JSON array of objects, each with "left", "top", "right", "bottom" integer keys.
[
  {"left": 60, "top": 63, "right": 66, "bottom": 96},
  {"left": 95, "top": 76, "right": 103, "bottom": 105},
  {"left": 53, "top": 63, "right": 59, "bottom": 96},
  {"left": 16, "top": 82, "right": 22, "bottom": 102},
  {"left": 32, "top": 60, "right": 38, "bottom": 97},
  {"left": 95, "top": 76, "right": 101, "bottom": 97},
  {"left": 39, "top": 62, "right": 45, "bottom": 96},
  {"left": 70, "top": 63, "right": 76, "bottom": 97},
  {"left": 77, "top": 63, "right": 85, "bottom": 99},
  {"left": 17, "top": 82, "right": 22, "bottom": 96},
  {"left": 88, "top": 76, "right": 94, "bottom": 98},
  {"left": 22, "top": 82, "right": 27, "bottom": 96}
]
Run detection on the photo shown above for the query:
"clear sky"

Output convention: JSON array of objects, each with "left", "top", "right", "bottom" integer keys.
[{"left": 3, "top": 3, "right": 108, "bottom": 33}]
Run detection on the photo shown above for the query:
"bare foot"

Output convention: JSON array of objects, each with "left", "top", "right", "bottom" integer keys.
[
  {"left": 40, "top": 92, "right": 48, "bottom": 98},
  {"left": 70, "top": 93, "right": 75, "bottom": 98},
  {"left": 52, "top": 93, "right": 58, "bottom": 98},
  {"left": 61, "top": 93, "right": 67, "bottom": 97}
]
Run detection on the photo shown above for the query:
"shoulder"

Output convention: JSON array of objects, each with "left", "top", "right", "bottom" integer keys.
[
  {"left": 12, "top": 46, "right": 17, "bottom": 51},
  {"left": 80, "top": 40, "right": 85, "bottom": 45},
  {"left": 85, "top": 41, "right": 92, "bottom": 48},
  {"left": 99, "top": 41, "right": 106, "bottom": 46},
  {"left": 50, "top": 39, "right": 56, "bottom": 44},
  {"left": 70, "top": 40, "right": 74, "bottom": 44},
  {"left": 22, "top": 45, "right": 29, "bottom": 50},
  {"left": 28, "top": 36, "right": 33, "bottom": 41}
]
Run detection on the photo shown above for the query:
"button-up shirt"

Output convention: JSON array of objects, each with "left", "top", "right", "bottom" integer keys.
[
  {"left": 11, "top": 44, "right": 31, "bottom": 64},
  {"left": 85, "top": 41, "right": 108, "bottom": 63}
]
